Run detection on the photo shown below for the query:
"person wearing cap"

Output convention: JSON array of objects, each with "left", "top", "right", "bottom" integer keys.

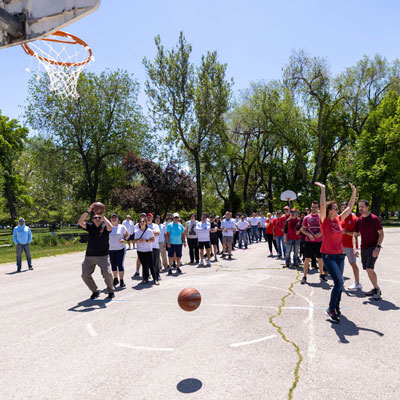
[
  {"left": 146, "top": 213, "right": 161, "bottom": 280},
  {"left": 166, "top": 213, "right": 186, "bottom": 275},
  {"left": 13, "top": 217, "right": 33, "bottom": 272},
  {"left": 132, "top": 212, "right": 147, "bottom": 279},
  {"left": 273, "top": 210, "right": 286, "bottom": 259},
  {"left": 109, "top": 214, "right": 130, "bottom": 288},
  {"left": 265, "top": 213, "right": 278, "bottom": 257},
  {"left": 283, "top": 209, "right": 301, "bottom": 268},
  {"left": 283, "top": 206, "right": 291, "bottom": 220},
  {"left": 122, "top": 215, "right": 135, "bottom": 250}
]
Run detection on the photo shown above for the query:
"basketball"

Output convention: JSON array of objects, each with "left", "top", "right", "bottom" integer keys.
[
  {"left": 178, "top": 288, "right": 201, "bottom": 312},
  {"left": 92, "top": 202, "right": 105, "bottom": 215}
]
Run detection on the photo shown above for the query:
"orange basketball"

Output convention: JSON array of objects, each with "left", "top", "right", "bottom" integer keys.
[
  {"left": 178, "top": 288, "right": 201, "bottom": 312},
  {"left": 92, "top": 202, "right": 105, "bottom": 215}
]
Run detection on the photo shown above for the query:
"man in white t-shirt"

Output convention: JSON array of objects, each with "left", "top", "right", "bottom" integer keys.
[
  {"left": 236, "top": 215, "right": 249, "bottom": 249},
  {"left": 258, "top": 212, "right": 267, "bottom": 242},
  {"left": 250, "top": 212, "right": 259, "bottom": 243},
  {"left": 221, "top": 211, "right": 236, "bottom": 259},
  {"left": 196, "top": 213, "right": 212, "bottom": 267},
  {"left": 132, "top": 212, "right": 146, "bottom": 279},
  {"left": 146, "top": 213, "right": 161, "bottom": 280},
  {"left": 122, "top": 215, "right": 135, "bottom": 249}
]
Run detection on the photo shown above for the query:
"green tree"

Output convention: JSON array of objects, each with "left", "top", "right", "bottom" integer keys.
[{"left": 143, "top": 32, "right": 232, "bottom": 218}]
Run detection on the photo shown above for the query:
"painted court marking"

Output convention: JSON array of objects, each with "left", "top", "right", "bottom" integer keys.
[
  {"left": 86, "top": 323, "right": 98, "bottom": 337},
  {"left": 114, "top": 343, "right": 174, "bottom": 352},
  {"left": 229, "top": 335, "right": 276, "bottom": 347}
]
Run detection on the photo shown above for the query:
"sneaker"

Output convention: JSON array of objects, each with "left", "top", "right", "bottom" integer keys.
[
  {"left": 364, "top": 288, "right": 376, "bottom": 296},
  {"left": 214, "top": 256, "right": 217, "bottom": 262},
  {"left": 140, "top": 279, "right": 149, "bottom": 285},
  {"left": 348, "top": 281, "right": 362, "bottom": 290},
  {"left": 371, "top": 288, "right": 382, "bottom": 300},
  {"left": 133, "top": 271, "right": 140, "bottom": 278},
  {"left": 107, "top": 292, "right": 115, "bottom": 300},
  {"left": 207, "top": 260, "right": 211, "bottom": 267},
  {"left": 198, "top": 260, "right": 204, "bottom": 266},
  {"left": 325, "top": 308, "right": 339, "bottom": 323},
  {"left": 17, "top": 267, "right": 21, "bottom": 272},
  {"left": 113, "top": 278, "right": 119, "bottom": 286},
  {"left": 154, "top": 280, "right": 160, "bottom": 286},
  {"left": 228, "top": 254, "right": 232, "bottom": 260},
  {"left": 301, "top": 277, "right": 307, "bottom": 285},
  {"left": 283, "top": 264, "right": 289, "bottom": 268},
  {"left": 90, "top": 290, "right": 100, "bottom": 300},
  {"left": 28, "top": 266, "right": 33, "bottom": 270},
  {"left": 176, "top": 267, "right": 182, "bottom": 274},
  {"left": 120, "top": 279, "right": 126, "bottom": 288},
  {"left": 221, "top": 254, "right": 226, "bottom": 258},
  {"left": 320, "top": 274, "right": 328, "bottom": 282},
  {"left": 167, "top": 269, "right": 172, "bottom": 276},
  {"left": 335, "top": 307, "right": 341, "bottom": 317}
]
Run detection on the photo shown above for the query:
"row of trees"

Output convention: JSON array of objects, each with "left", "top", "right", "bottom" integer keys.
[{"left": 1, "top": 33, "right": 400, "bottom": 224}]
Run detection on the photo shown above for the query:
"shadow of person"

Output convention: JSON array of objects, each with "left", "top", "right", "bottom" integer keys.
[
  {"left": 177, "top": 378, "right": 202, "bottom": 394},
  {"left": 68, "top": 298, "right": 108, "bottom": 313},
  {"left": 132, "top": 281, "right": 155, "bottom": 291},
  {"left": 6, "top": 269, "right": 29, "bottom": 275},
  {"left": 330, "top": 315, "right": 384, "bottom": 344},
  {"left": 362, "top": 299, "right": 400, "bottom": 311},
  {"left": 307, "top": 280, "right": 331, "bottom": 291},
  {"left": 344, "top": 289, "right": 365, "bottom": 298}
]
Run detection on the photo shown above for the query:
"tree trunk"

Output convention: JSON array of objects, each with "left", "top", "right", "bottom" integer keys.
[
  {"left": 371, "top": 192, "right": 382, "bottom": 217},
  {"left": 4, "top": 177, "right": 18, "bottom": 225},
  {"left": 194, "top": 153, "right": 202, "bottom": 219}
]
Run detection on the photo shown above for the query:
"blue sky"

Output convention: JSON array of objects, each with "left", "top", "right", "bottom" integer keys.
[{"left": 1, "top": 0, "right": 399, "bottom": 122}]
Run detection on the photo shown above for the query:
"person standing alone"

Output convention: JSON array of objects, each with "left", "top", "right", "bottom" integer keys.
[{"left": 13, "top": 218, "right": 33, "bottom": 272}]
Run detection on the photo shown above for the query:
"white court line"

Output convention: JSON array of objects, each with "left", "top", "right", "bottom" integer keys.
[
  {"left": 230, "top": 335, "right": 276, "bottom": 347},
  {"left": 114, "top": 343, "right": 174, "bottom": 352},
  {"left": 380, "top": 278, "right": 400, "bottom": 284},
  {"left": 86, "top": 323, "right": 98, "bottom": 337}
]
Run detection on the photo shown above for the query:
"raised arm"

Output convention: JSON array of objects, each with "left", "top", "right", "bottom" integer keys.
[
  {"left": 102, "top": 215, "right": 113, "bottom": 232},
  {"left": 314, "top": 182, "right": 326, "bottom": 223},
  {"left": 340, "top": 183, "right": 357, "bottom": 220},
  {"left": 78, "top": 203, "right": 94, "bottom": 229}
]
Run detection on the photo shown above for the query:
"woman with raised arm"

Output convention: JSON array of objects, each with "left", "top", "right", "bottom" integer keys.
[{"left": 315, "top": 181, "right": 357, "bottom": 323}]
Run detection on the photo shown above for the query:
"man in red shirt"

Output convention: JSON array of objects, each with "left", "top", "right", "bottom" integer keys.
[
  {"left": 273, "top": 210, "right": 286, "bottom": 259},
  {"left": 284, "top": 209, "right": 301, "bottom": 268},
  {"left": 340, "top": 201, "right": 361, "bottom": 289},
  {"left": 353, "top": 200, "right": 384, "bottom": 300}
]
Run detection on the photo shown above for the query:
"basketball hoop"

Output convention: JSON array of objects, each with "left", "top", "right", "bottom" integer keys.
[{"left": 21, "top": 31, "right": 94, "bottom": 100}]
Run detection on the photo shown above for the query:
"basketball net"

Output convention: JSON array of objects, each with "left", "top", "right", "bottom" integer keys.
[{"left": 22, "top": 31, "right": 94, "bottom": 100}]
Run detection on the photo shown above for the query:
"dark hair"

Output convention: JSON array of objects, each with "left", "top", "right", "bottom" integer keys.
[
  {"left": 326, "top": 201, "right": 338, "bottom": 217},
  {"left": 358, "top": 199, "right": 369, "bottom": 207},
  {"left": 190, "top": 213, "right": 196, "bottom": 218},
  {"left": 155, "top": 215, "right": 161, "bottom": 220},
  {"left": 201, "top": 213, "right": 207, "bottom": 218},
  {"left": 312, "top": 200, "right": 319, "bottom": 205},
  {"left": 341, "top": 201, "right": 348, "bottom": 206}
]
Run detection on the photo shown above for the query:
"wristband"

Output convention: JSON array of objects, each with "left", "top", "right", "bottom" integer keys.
[{"left": 376, "top": 244, "right": 382, "bottom": 249}]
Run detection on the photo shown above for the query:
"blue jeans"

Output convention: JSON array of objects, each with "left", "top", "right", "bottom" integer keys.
[
  {"left": 258, "top": 227, "right": 266, "bottom": 242},
  {"left": 16, "top": 243, "right": 32, "bottom": 268},
  {"left": 285, "top": 240, "right": 300, "bottom": 265},
  {"left": 251, "top": 226, "right": 258, "bottom": 243},
  {"left": 275, "top": 235, "right": 285, "bottom": 257},
  {"left": 322, "top": 253, "right": 345, "bottom": 310},
  {"left": 238, "top": 231, "right": 248, "bottom": 248}
]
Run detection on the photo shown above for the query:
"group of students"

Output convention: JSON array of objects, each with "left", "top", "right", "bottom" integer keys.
[{"left": 77, "top": 183, "right": 385, "bottom": 324}]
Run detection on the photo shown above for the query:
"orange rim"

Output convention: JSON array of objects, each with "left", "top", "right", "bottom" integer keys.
[{"left": 21, "top": 31, "right": 92, "bottom": 67}]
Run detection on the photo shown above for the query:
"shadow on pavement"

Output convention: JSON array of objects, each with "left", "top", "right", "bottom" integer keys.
[
  {"left": 307, "top": 280, "right": 331, "bottom": 290},
  {"left": 344, "top": 289, "right": 365, "bottom": 298},
  {"left": 5, "top": 270, "right": 29, "bottom": 275},
  {"left": 68, "top": 298, "right": 109, "bottom": 312},
  {"left": 330, "top": 315, "right": 384, "bottom": 344},
  {"left": 362, "top": 299, "right": 400, "bottom": 311},
  {"left": 177, "top": 378, "right": 203, "bottom": 394}
]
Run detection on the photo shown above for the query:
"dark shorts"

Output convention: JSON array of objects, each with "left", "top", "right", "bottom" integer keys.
[
  {"left": 168, "top": 243, "right": 183, "bottom": 258},
  {"left": 361, "top": 247, "right": 378, "bottom": 270},
  {"left": 304, "top": 241, "right": 322, "bottom": 259},
  {"left": 198, "top": 241, "right": 211, "bottom": 250},
  {"left": 129, "top": 234, "right": 135, "bottom": 241},
  {"left": 210, "top": 236, "right": 218, "bottom": 245}
]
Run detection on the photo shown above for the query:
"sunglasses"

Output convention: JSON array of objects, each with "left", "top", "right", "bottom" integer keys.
[
  {"left": 139, "top": 220, "right": 146, "bottom": 223},
  {"left": 93, "top": 217, "right": 102, "bottom": 220},
  {"left": 290, "top": 211, "right": 297, "bottom": 214},
  {"left": 331, "top": 207, "right": 338, "bottom": 211},
  {"left": 311, "top": 206, "right": 318, "bottom": 209}
]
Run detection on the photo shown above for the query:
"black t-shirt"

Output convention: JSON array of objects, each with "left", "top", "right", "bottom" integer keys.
[
  {"left": 85, "top": 222, "right": 110, "bottom": 256},
  {"left": 210, "top": 222, "right": 218, "bottom": 239}
]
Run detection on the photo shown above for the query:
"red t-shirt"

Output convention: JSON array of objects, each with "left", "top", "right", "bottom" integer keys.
[
  {"left": 266, "top": 219, "right": 274, "bottom": 234},
  {"left": 321, "top": 217, "right": 343, "bottom": 254},
  {"left": 284, "top": 217, "right": 301, "bottom": 240},
  {"left": 354, "top": 213, "right": 383, "bottom": 249},
  {"left": 274, "top": 216, "right": 286, "bottom": 236},
  {"left": 339, "top": 213, "right": 358, "bottom": 249},
  {"left": 302, "top": 214, "right": 322, "bottom": 242}
]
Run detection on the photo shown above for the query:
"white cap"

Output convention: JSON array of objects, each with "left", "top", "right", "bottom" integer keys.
[{"left": 173, "top": 213, "right": 179, "bottom": 218}]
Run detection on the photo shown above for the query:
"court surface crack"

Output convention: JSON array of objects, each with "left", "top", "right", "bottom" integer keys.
[{"left": 268, "top": 271, "right": 302, "bottom": 400}]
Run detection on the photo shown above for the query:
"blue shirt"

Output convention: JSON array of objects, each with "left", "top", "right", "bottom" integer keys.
[
  {"left": 13, "top": 221, "right": 32, "bottom": 245},
  {"left": 167, "top": 222, "right": 184, "bottom": 245}
]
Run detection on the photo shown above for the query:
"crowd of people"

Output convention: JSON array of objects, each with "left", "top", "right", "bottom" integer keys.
[{"left": 13, "top": 183, "right": 385, "bottom": 324}]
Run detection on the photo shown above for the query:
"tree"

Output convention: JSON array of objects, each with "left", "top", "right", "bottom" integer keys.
[
  {"left": 112, "top": 152, "right": 196, "bottom": 218},
  {"left": 143, "top": 32, "right": 232, "bottom": 218},
  {"left": 0, "top": 111, "right": 29, "bottom": 223},
  {"left": 24, "top": 69, "right": 152, "bottom": 204}
]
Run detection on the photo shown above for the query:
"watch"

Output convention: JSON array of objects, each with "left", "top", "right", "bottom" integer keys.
[{"left": 376, "top": 244, "right": 382, "bottom": 249}]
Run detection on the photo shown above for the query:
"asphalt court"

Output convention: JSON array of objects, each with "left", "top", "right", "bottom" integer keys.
[{"left": 1, "top": 228, "right": 400, "bottom": 399}]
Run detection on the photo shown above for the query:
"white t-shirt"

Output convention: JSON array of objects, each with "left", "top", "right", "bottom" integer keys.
[
  {"left": 250, "top": 217, "right": 259, "bottom": 226},
  {"left": 196, "top": 221, "right": 211, "bottom": 242},
  {"left": 236, "top": 220, "right": 249, "bottom": 231},
  {"left": 122, "top": 219, "right": 135, "bottom": 235},
  {"left": 135, "top": 228, "right": 154, "bottom": 252},
  {"left": 158, "top": 223, "right": 167, "bottom": 243},
  {"left": 259, "top": 216, "right": 266, "bottom": 226},
  {"left": 109, "top": 224, "right": 128, "bottom": 251},
  {"left": 185, "top": 220, "right": 198, "bottom": 239},
  {"left": 221, "top": 219, "right": 236, "bottom": 237},
  {"left": 147, "top": 223, "right": 160, "bottom": 249}
]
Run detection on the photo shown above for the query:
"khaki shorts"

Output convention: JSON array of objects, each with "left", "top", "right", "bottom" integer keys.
[
  {"left": 343, "top": 247, "right": 357, "bottom": 264},
  {"left": 223, "top": 236, "right": 233, "bottom": 244}
]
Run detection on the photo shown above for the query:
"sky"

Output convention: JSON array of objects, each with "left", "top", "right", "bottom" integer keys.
[{"left": 1, "top": 0, "right": 400, "bottom": 122}]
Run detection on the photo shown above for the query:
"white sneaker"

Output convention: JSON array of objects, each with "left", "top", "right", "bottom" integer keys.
[
  {"left": 199, "top": 260, "right": 204, "bottom": 266},
  {"left": 207, "top": 260, "right": 211, "bottom": 267},
  {"left": 349, "top": 281, "right": 362, "bottom": 289}
]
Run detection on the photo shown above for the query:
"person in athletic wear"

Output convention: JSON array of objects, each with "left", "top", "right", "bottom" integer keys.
[
  {"left": 315, "top": 181, "right": 356, "bottom": 323},
  {"left": 13, "top": 217, "right": 33, "bottom": 272},
  {"left": 209, "top": 215, "right": 219, "bottom": 262},
  {"left": 353, "top": 200, "right": 384, "bottom": 300},
  {"left": 132, "top": 212, "right": 147, "bottom": 279},
  {"left": 340, "top": 201, "right": 362, "bottom": 289},
  {"left": 146, "top": 213, "right": 161, "bottom": 281},
  {"left": 236, "top": 214, "right": 249, "bottom": 249},
  {"left": 221, "top": 211, "right": 236, "bottom": 259},
  {"left": 265, "top": 213, "right": 278, "bottom": 256},
  {"left": 122, "top": 215, "right": 135, "bottom": 250},
  {"left": 284, "top": 209, "right": 301, "bottom": 268},
  {"left": 250, "top": 212, "right": 259, "bottom": 243},
  {"left": 109, "top": 214, "right": 130, "bottom": 288},
  {"left": 273, "top": 210, "right": 286, "bottom": 258},
  {"left": 134, "top": 217, "right": 159, "bottom": 285},
  {"left": 215, "top": 216, "right": 223, "bottom": 253},
  {"left": 196, "top": 214, "right": 212, "bottom": 266},
  {"left": 166, "top": 213, "right": 186, "bottom": 275},
  {"left": 78, "top": 203, "right": 115, "bottom": 300},
  {"left": 301, "top": 200, "right": 328, "bottom": 284},
  {"left": 185, "top": 213, "right": 199, "bottom": 264}
]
